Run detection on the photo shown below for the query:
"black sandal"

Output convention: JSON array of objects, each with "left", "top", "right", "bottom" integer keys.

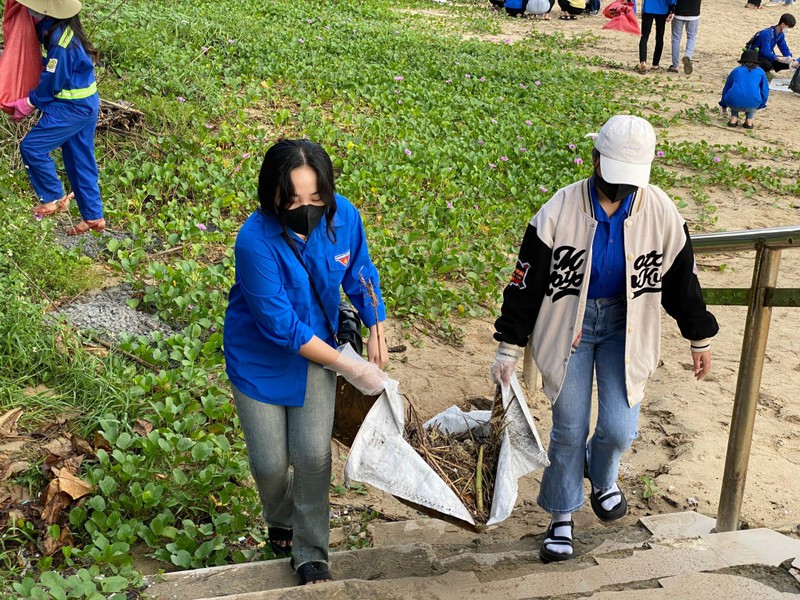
[
  {"left": 585, "top": 450, "right": 627, "bottom": 522},
  {"left": 297, "top": 561, "right": 333, "bottom": 585},
  {"left": 540, "top": 520, "right": 574, "bottom": 563},
  {"left": 268, "top": 526, "right": 293, "bottom": 557}
]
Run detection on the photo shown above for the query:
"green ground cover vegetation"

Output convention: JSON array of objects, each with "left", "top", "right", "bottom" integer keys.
[{"left": 1, "top": 0, "right": 798, "bottom": 597}]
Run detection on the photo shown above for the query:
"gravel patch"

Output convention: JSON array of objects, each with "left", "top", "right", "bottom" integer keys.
[{"left": 51, "top": 284, "right": 175, "bottom": 342}]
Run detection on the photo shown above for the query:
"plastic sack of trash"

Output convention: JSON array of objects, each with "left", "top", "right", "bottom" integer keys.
[
  {"left": 344, "top": 372, "right": 549, "bottom": 528},
  {"left": 0, "top": 0, "right": 42, "bottom": 114},
  {"left": 602, "top": 1, "right": 640, "bottom": 35}
]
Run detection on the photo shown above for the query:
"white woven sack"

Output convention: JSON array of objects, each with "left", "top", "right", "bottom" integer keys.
[{"left": 344, "top": 373, "right": 549, "bottom": 527}]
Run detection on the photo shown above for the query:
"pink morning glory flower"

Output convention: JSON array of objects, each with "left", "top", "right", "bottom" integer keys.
[
  {"left": 405, "top": 149, "right": 412, "bottom": 156},
  {"left": 196, "top": 223, "right": 207, "bottom": 231},
  {"left": 204, "top": 123, "right": 214, "bottom": 129},
  {"left": 177, "top": 96, "right": 186, "bottom": 103},
  {"left": 526, "top": 120, "right": 532, "bottom": 126},
  {"left": 657, "top": 150, "right": 665, "bottom": 157},
  {"left": 713, "top": 156, "right": 721, "bottom": 163},
  {"left": 474, "top": 204, "right": 479, "bottom": 209},
  {"left": 394, "top": 76, "right": 404, "bottom": 81},
  {"left": 500, "top": 156, "right": 509, "bottom": 162},
  {"left": 569, "top": 143, "right": 576, "bottom": 150},
  {"left": 480, "top": 77, "right": 486, "bottom": 82},
  {"left": 227, "top": 39, "right": 235, "bottom": 44},
  {"left": 520, "top": 147, "right": 527, "bottom": 152},
  {"left": 574, "top": 158, "right": 583, "bottom": 165},
  {"left": 489, "top": 163, "right": 496, "bottom": 169},
  {"left": 298, "top": 38, "right": 304, "bottom": 44},
  {"left": 491, "top": 119, "right": 497, "bottom": 124},
  {"left": 242, "top": 153, "right": 251, "bottom": 159},
  {"left": 446, "top": 79, "right": 452, "bottom": 84},
  {"left": 465, "top": 74, "right": 472, "bottom": 78},
  {"left": 447, "top": 201, "right": 454, "bottom": 209},
  {"left": 534, "top": 80, "right": 541, "bottom": 86},
  {"left": 504, "top": 38, "right": 510, "bottom": 44},
  {"left": 477, "top": 139, "right": 484, "bottom": 145},
  {"left": 540, "top": 186, "right": 548, "bottom": 193}
]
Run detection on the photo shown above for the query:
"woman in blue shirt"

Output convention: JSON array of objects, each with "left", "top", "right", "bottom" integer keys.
[
  {"left": 6, "top": 0, "right": 104, "bottom": 236},
  {"left": 224, "top": 139, "right": 388, "bottom": 585},
  {"left": 720, "top": 49, "right": 770, "bottom": 129}
]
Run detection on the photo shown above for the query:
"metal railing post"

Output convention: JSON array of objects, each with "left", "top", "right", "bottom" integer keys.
[{"left": 716, "top": 245, "right": 782, "bottom": 532}]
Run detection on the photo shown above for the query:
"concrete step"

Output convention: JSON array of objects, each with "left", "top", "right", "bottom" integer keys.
[{"left": 143, "top": 512, "right": 800, "bottom": 600}]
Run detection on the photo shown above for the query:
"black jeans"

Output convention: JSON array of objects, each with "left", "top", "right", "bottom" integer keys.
[
  {"left": 558, "top": 0, "right": 585, "bottom": 15},
  {"left": 639, "top": 13, "right": 668, "bottom": 66}
]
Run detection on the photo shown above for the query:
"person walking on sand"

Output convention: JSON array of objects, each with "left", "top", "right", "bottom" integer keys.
[
  {"left": 668, "top": 0, "right": 700, "bottom": 74},
  {"left": 4, "top": 0, "right": 105, "bottom": 236},
  {"left": 720, "top": 49, "right": 770, "bottom": 129},
  {"left": 638, "top": 0, "right": 676, "bottom": 72},
  {"left": 490, "top": 115, "right": 718, "bottom": 563}
]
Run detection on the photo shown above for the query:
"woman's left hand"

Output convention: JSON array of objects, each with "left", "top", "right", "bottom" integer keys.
[
  {"left": 691, "top": 350, "right": 711, "bottom": 381},
  {"left": 367, "top": 323, "right": 389, "bottom": 368}
]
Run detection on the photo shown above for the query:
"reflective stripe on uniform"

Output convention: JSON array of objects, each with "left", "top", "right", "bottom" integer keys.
[
  {"left": 55, "top": 82, "right": 97, "bottom": 100},
  {"left": 58, "top": 27, "right": 74, "bottom": 48},
  {"left": 41, "top": 44, "right": 47, "bottom": 57}
]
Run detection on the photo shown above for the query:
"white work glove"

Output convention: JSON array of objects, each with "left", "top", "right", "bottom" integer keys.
[
  {"left": 777, "top": 56, "right": 794, "bottom": 65},
  {"left": 328, "top": 352, "right": 388, "bottom": 396},
  {"left": 490, "top": 342, "right": 522, "bottom": 386},
  {"left": 791, "top": 60, "right": 799, "bottom": 70}
]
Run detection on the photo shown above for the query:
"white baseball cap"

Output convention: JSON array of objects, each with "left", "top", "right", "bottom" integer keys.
[{"left": 594, "top": 115, "right": 656, "bottom": 188}]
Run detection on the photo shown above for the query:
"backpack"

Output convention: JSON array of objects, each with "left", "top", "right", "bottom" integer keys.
[
  {"left": 745, "top": 32, "right": 759, "bottom": 51},
  {"left": 790, "top": 67, "right": 800, "bottom": 94}
]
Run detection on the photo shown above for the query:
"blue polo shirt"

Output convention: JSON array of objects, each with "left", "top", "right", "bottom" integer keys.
[
  {"left": 588, "top": 177, "right": 634, "bottom": 299},
  {"left": 223, "top": 194, "right": 385, "bottom": 406}
]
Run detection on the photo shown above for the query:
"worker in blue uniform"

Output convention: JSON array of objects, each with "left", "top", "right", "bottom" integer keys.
[{"left": 5, "top": 0, "right": 104, "bottom": 236}]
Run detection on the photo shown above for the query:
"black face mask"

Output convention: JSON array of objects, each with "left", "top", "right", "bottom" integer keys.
[
  {"left": 595, "top": 174, "right": 638, "bottom": 204},
  {"left": 284, "top": 204, "right": 326, "bottom": 236}
]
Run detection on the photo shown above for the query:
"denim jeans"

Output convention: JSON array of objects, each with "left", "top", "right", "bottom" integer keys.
[
  {"left": 231, "top": 362, "right": 336, "bottom": 567},
  {"left": 537, "top": 295, "right": 641, "bottom": 515},
  {"left": 670, "top": 18, "right": 699, "bottom": 68},
  {"left": 728, "top": 107, "right": 756, "bottom": 120}
]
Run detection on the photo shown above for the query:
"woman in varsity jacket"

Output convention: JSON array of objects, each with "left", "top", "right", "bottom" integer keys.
[{"left": 491, "top": 115, "right": 718, "bottom": 563}]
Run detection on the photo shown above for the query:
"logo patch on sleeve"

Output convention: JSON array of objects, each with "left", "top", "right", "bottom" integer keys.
[
  {"left": 46, "top": 58, "right": 58, "bottom": 73},
  {"left": 334, "top": 251, "right": 351, "bottom": 267},
  {"left": 510, "top": 260, "right": 530, "bottom": 290}
]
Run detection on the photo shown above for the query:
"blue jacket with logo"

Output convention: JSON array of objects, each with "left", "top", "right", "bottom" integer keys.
[
  {"left": 749, "top": 26, "right": 792, "bottom": 63},
  {"left": 30, "top": 18, "right": 98, "bottom": 115},
  {"left": 223, "top": 194, "right": 386, "bottom": 406},
  {"left": 720, "top": 65, "right": 769, "bottom": 110}
]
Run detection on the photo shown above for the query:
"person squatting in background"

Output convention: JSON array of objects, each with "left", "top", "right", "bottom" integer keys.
[
  {"left": 491, "top": 115, "right": 718, "bottom": 563},
  {"left": 5, "top": 0, "right": 104, "bottom": 235},
  {"left": 746, "top": 13, "right": 798, "bottom": 73},
  {"left": 223, "top": 139, "right": 389, "bottom": 586},
  {"left": 669, "top": 0, "right": 700, "bottom": 74},
  {"left": 638, "top": 0, "right": 676, "bottom": 72},
  {"left": 720, "top": 49, "right": 770, "bottom": 129},
  {"left": 559, "top": 0, "right": 587, "bottom": 20}
]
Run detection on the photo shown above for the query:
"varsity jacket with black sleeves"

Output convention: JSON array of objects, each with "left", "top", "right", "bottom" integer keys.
[{"left": 494, "top": 178, "right": 718, "bottom": 407}]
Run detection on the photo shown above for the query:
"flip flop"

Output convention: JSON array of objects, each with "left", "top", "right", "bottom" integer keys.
[
  {"left": 268, "top": 526, "right": 293, "bottom": 557},
  {"left": 296, "top": 561, "right": 333, "bottom": 585}
]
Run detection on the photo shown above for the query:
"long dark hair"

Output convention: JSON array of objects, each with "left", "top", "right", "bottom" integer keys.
[
  {"left": 42, "top": 15, "right": 98, "bottom": 62},
  {"left": 258, "top": 139, "right": 337, "bottom": 242}
]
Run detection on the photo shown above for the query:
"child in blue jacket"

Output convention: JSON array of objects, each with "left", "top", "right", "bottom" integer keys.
[
  {"left": 6, "top": 0, "right": 104, "bottom": 236},
  {"left": 720, "top": 49, "right": 769, "bottom": 130}
]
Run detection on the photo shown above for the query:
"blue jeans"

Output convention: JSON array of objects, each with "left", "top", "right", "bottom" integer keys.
[
  {"left": 670, "top": 18, "right": 699, "bottom": 68},
  {"left": 231, "top": 362, "right": 336, "bottom": 567},
  {"left": 537, "top": 295, "right": 641, "bottom": 515},
  {"left": 728, "top": 107, "right": 756, "bottom": 120}
]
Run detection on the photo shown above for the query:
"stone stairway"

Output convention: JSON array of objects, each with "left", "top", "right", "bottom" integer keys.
[{"left": 143, "top": 512, "right": 800, "bottom": 599}]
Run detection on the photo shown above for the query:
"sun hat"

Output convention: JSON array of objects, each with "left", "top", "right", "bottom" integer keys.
[
  {"left": 738, "top": 49, "right": 759, "bottom": 65},
  {"left": 15, "top": 0, "right": 81, "bottom": 19},
  {"left": 594, "top": 115, "right": 656, "bottom": 188}
]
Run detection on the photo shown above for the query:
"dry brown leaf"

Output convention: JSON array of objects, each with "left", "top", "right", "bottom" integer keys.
[
  {"left": 0, "top": 408, "right": 24, "bottom": 437},
  {"left": 0, "top": 438, "right": 29, "bottom": 457},
  {"left": 43, "top": 524, "right": 73, "bottom": 556},
  {"left": 133, "top": 419, "right": 154, "bottom": 437},
  {"left": 0, "top": 460, "right": 32, "bottom": 481},
  {"left": 93, "top": 431, "right": 112, "bottom": 452},
  {"left": 21, "top": 385, "right": 56, "bottom": 398},
  {"left": 40, "top": 479, "right": 71, "bottom": 525},
  {"left": 83, "top": 345, "right": 109, "bottom": 358},
  {"left": 44, "top": 437, "right": 75, "bottom": 458},
  {"left": 54, "top": 468, "right": 93, "bottom": 500},
  {"left": 70, "top": 433, "right": 94, "bottom": 457}
]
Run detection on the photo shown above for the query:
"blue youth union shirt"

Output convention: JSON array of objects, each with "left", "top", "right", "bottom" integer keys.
[
  {"left": 587, "top": 177, "right": 634, "bottom": 299},
  {"left": 223, "top": 194, "right": 385, "bottom": 406}
]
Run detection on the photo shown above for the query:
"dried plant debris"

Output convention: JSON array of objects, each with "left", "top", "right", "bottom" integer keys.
[{"left": 404, "top": 397, "right": 506, "bottom": 524}]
